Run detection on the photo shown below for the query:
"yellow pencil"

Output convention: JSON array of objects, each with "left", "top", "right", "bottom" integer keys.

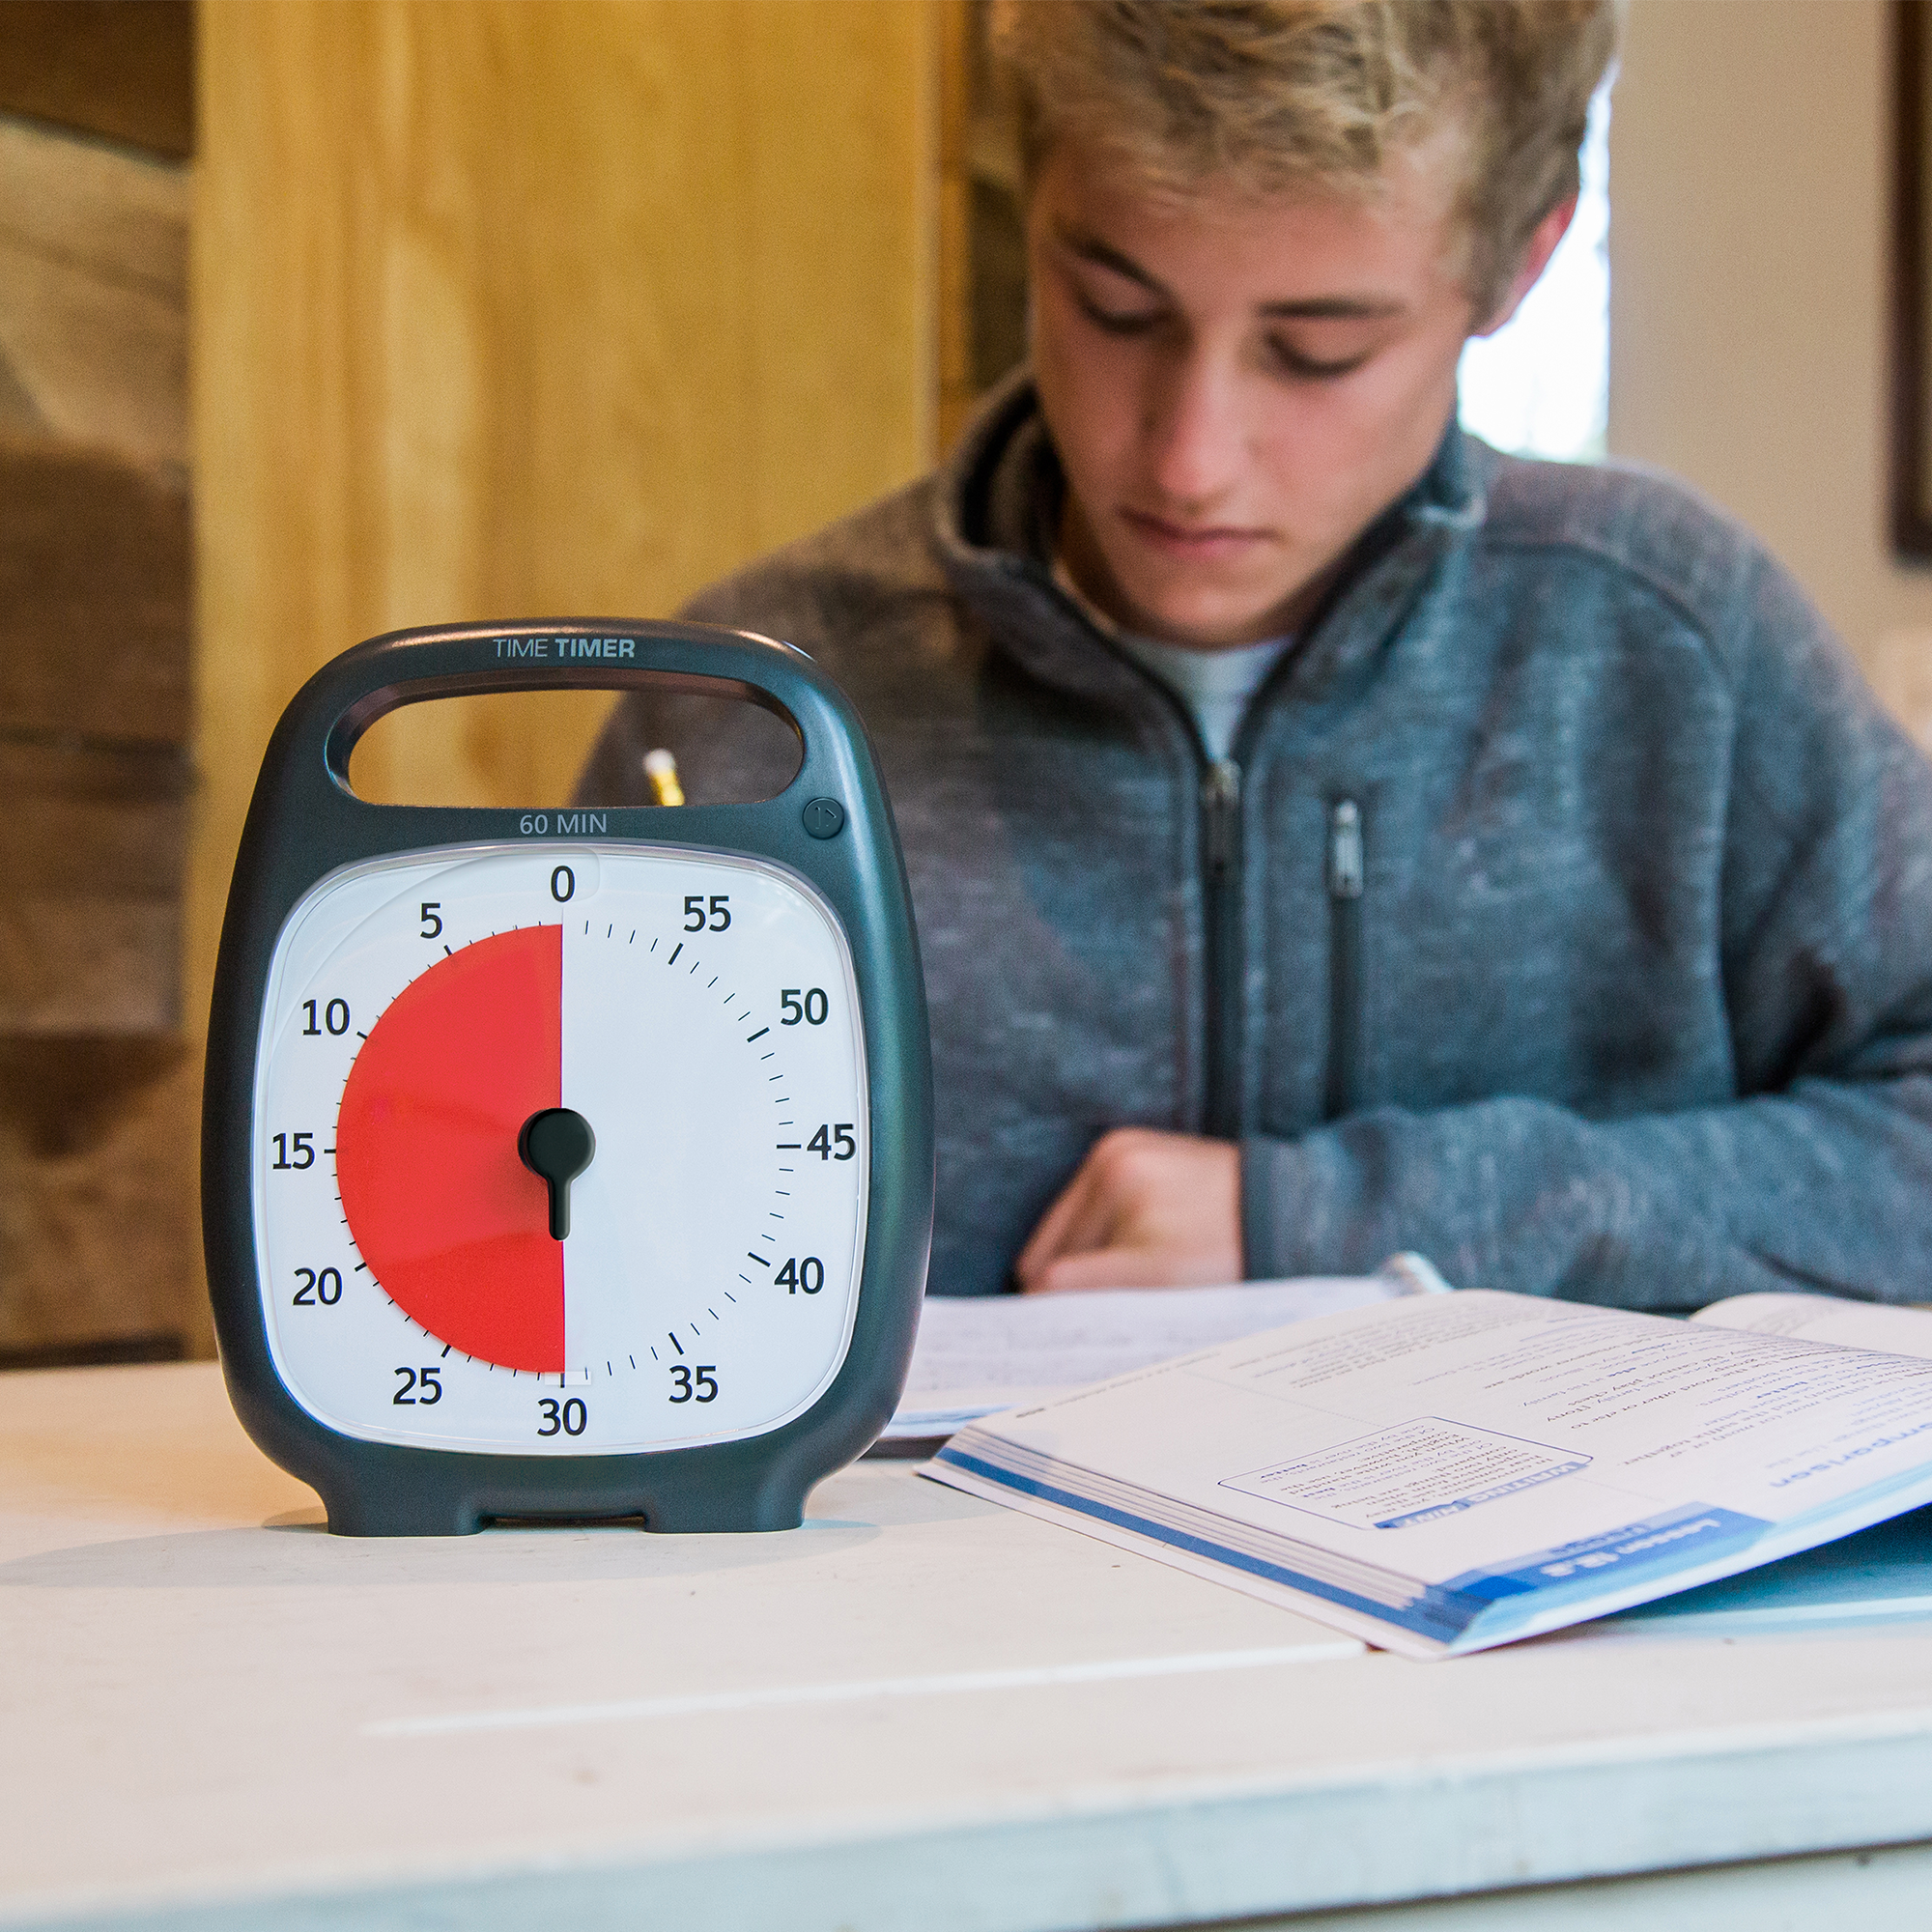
[{"left": 642, "top": 747, "right": 685, "bottom": 808}]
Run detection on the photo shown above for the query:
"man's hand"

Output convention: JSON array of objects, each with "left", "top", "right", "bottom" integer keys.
[{"left": 1014, "top": 1127, "right": 1241, "bottom": 1293}]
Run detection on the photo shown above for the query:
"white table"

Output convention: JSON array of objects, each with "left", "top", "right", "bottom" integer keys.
[{"left": 4, "top": 1362, "right": 1932, "bottom": 1931}]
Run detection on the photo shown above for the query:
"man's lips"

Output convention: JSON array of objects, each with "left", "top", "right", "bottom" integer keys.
[{"left": 1120, "top": 507, "right": 1273, "bottom": 559}]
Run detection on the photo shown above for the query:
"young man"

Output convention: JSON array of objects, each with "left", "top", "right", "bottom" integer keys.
[{"left": 582, "top": 0, "right": 1932, "bottom": 1310}]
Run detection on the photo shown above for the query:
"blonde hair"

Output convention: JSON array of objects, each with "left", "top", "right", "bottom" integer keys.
[{"left": 987, "top": 0, "right": 1615, "bottom": 318}]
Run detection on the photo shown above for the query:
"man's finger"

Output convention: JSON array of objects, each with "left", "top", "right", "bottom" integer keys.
[
  {"left": 1019, "top": 1128, "right": 1162, "bottom": 1272},
  {"left": 1030, "top": 1245, "right": 1206, "bottom": 1293},
  {"left": 1014, "top": 1150, "right": 1113, "bottom": 1287}
]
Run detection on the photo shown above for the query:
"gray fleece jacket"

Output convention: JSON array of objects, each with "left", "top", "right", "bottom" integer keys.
[{"left": 580, "top": 375, "right": 1932, "bottom": 1310}]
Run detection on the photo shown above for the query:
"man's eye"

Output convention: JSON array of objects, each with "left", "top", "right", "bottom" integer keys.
[
  {"left": 1268, "top": 338, "right": 1373, "bottom": 381},
  {"left": 1075, "top": 292, "right": 1163, "bottom": 336}
]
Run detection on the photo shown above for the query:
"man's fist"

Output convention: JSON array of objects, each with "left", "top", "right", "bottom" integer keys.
[{"left": 1014, "top": 1127, "right": 1241, "bottom": 1293}]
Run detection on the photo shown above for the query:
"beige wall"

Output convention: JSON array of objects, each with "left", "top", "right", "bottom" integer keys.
[
  {"left": 192, "top": 0, "right": 938, "bottom": 1037},
  {"left": 1610, "top": 0, "right": 1932, "bottom": 736}
]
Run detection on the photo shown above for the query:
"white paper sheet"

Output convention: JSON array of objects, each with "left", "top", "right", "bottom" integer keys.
[
  {"left": 1692, "top": 1292, "right": 1932, "bottom": 1360},
  {"left": 923, "top": 1289, "right": 1932, "bottom": 1657},
  {"left": 882, "top": 1268, "right": 1428, "bottom": 1442}
]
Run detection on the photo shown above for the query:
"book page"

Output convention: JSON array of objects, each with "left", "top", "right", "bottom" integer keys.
[
  {"left": 1692, "top": 1293, "right": 1932, "bottom": 1360},
  {"left": 926, "top": 1290, "right": 1932, "bottom": 1656},
  {"left": 883, "top": 1274, "right": 1413, "bottom": 1440}
]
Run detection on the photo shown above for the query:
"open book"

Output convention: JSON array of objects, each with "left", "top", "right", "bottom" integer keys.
[
  {"left": 1690, "top": 1290, "right": 1932, "bottom": 1355},
  {"left": 881, "top": 1256, "right": 1450, "bottom": 1447},
  {"left": 923, "top": 1287, "right": 1932, "bottom": 1658}
]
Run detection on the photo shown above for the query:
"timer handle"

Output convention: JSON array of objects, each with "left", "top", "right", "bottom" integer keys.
[{"left": 296, "top": 621, "right": 829, "bottom": 793}]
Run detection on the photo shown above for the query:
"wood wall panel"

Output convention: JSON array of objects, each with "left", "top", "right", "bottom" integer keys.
[
  {"left": 0, "top": 0, "right": 194, "bottom": 159},
  {"left": 0, "top": 1038, "right": 198, "bottom": 1361},
  {"left": 0, "top": 119, "right": 189, "bottom": 465},
  {"left": 0, "top": 7, "right": 198, "bottom": 1364},
  {"left": 0, "top": 437, "right": 190, "bottom": 743},
  {"left": 193, "top": 0, "right": 938, "bottom": 1036},
  {"left": 0, "top": 740, "right": 185, "bottom": 1037},
  {"left": 935, "top": 0, "right": 976, "bottom": 455}
]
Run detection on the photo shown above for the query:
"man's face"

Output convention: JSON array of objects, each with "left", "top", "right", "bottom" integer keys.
[{"left": 1027, "top": 138, "right": 1482, "bottom": 649}]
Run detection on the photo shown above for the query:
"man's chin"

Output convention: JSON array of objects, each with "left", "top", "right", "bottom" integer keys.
[{"left": 1118, "top": 588, "right": 1300, "bottom": 651}]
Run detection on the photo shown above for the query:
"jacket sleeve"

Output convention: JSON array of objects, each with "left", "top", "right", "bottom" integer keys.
[{"left": 1242, "top": 553, "right": 1932, "bottom": 1311}]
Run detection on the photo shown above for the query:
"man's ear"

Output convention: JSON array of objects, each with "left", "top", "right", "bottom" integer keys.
[{"left": 1472, "top": 195, "right": 1577, "bottom": 338}]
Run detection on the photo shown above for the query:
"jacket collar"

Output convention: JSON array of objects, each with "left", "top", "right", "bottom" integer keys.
[{"left": 929, "top": 368, "right": 1491, "bottom": 718}]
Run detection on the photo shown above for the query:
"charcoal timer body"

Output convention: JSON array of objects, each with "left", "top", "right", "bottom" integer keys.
[{"left": 203, "top": 622, "right": 932, "bottom": 1535}]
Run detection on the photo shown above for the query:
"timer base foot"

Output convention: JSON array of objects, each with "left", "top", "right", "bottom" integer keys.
[
  {"left": 317, "top": 1488, "right": 486, "bottom": 1538},
  {"left": 312, "top": 1478, "right": 807, "bottom": 1537},
  {"left": 640, "top": 1488, "right": 805, "bottom": 1535}
]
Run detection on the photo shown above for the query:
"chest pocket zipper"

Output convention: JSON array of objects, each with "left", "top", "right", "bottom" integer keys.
[
  {"left": 1325, "top": 797, "right": 1364, "bottom": 1122},
  {"left": 1202, "top": 757, "right": 1243, "bottom": 1138}
]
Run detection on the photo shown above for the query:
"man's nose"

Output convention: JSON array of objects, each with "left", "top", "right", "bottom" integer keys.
[{"left": 1142, "top": 352, "right": 1244, "bottom": 509}]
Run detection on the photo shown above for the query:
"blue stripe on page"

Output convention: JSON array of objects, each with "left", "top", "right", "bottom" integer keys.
[
  {"left": 1442, "top": 1505, "right": 1770, "bottom": 1605},
  {"left": 934, "top": 1446, "right": 1484, "bottom": 1645}
]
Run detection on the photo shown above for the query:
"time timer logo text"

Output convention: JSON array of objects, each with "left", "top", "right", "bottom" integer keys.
[{"left": 494, "top": 636, "right": 637, "bottom": 660}]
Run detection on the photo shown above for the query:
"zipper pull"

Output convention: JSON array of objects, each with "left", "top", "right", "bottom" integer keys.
[
  {"left": 1203, "top": 758, "right": 1241, "bottom": 873},
  {"left": 1327, "top": 797, "right": 1363, "bottom": 898}
]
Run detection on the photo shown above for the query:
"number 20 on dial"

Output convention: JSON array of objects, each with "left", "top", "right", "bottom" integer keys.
[{"left": 204, "top": 623, "right": 932, "bottom": 1536}]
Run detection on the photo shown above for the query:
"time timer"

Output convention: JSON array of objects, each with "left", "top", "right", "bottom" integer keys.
[{"left": 203, "top": 621, "right": 932, "bottom": 1535}]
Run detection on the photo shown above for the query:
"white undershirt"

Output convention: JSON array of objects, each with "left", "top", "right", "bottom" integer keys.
[{"left": 1053, "top": 557, "right": 1293, "bottom": 762}]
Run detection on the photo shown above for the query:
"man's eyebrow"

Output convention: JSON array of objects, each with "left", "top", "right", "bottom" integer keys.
[
  {"left": 1259, "top": 296, "right": 1406, "bottom": 320},
  {"left": 1056, "top": 225, "right": 1168, "bottom": 296},
  {"left": 1054, "top": 227, "right": 1405, "bottom": 322}
]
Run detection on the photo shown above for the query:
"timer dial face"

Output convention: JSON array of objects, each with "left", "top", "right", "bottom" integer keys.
[{"left": 252, "top": 843, "right": 868, "bottom": 1455}]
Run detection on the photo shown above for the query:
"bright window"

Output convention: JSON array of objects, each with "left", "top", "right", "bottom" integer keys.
[{"left": 1458, "top": 82, "right": 1612, "bottom": 464}]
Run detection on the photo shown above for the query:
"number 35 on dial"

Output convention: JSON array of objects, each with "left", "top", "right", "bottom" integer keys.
[{"left": 251, "top": 843, "right": 868, "bottom": 1456}]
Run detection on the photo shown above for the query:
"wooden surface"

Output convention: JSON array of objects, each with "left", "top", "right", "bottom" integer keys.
[
  {"left": 191, "top": 0, "right": 939, "bottom": 1045},
  {"left": 0, "top": 119, "right": 189, "bottom": 469},
  {"left": 0, "top": 1, "right": 194, "bottom": 160},
  {"left": 0, "top": 1050, "right": 197, "bottom": 1366},
  {"left": 935, "top": 0, "right": 976, "bottom": 456},
  {"left": 0, "top": 439, "right": 189, "bottom": 746},
  {"left": 5, "top": 1363, "right": 1932, "bottom": 1931},
  {"left": 0, "top": 737, "right": 185, "bottom": 1036},
  {"left": 0, "top": 31, "right": 199, "bottom": 1363}
]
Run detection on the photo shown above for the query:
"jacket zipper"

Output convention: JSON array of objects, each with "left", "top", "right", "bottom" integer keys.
[
  {"left": 1325, "top": 796, "right": 1364, "bottom": 1121},
  {"left": 1202, "top": 757, "right": 1243, "bottom": 1137}
]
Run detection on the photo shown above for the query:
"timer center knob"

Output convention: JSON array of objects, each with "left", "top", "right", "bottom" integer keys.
[{"left": 518, "top": 1107, "right": 596, "bottom": 1241}]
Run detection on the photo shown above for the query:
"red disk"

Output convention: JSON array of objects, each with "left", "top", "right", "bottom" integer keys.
[{"left": 336, "top": 926, "right": 564, "bottom": 1372}]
